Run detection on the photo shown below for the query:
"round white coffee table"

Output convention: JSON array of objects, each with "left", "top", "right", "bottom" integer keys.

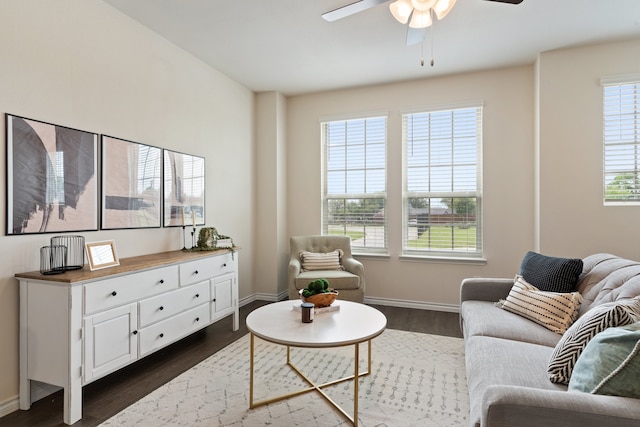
[{"left": 246, "top": 300, "right": 387, "bottom": 426}]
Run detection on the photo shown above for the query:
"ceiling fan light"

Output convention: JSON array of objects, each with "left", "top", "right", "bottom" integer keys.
[
  {"left": 433, "top": 0, "right": 456, "bottom": 20},
  {"left": 389, "top": 0, "right": 413, "bottom": 24},
  {"left": 411, "top": 0, "right": 436, "bottom": 12},
  {"left": 409, "top": 9, "right": 432, "bottom": 28}
]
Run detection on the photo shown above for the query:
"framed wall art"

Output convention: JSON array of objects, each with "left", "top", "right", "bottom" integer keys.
[
  {"left": 163, "top": 149, "right": 205, "bottom": 227},
  {"left": 101, "top": 135, "right": 162, "bottom": 229},
  {"left": 6, "top": 114, "right": 98, "bottom": 235}
]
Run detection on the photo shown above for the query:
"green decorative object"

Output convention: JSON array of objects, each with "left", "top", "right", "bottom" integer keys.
[
  {"left": 196, "top": 227, "right": 234, "bottom": 250},
  {"left": 299, "top": 278, "right": 338, "bottom": 307}
]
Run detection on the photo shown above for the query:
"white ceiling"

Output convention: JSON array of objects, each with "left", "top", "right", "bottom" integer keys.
[{"left": 102, "top": 0, "right": 640, "bottom": 96}]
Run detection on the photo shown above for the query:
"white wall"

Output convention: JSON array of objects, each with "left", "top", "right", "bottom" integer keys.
[
  {"left": 255, "top": 92, "right": 288, "bottom": 298},
  {"left": 538, "top": 38, "right": 640, "bottom": 259},
  {"left": 287, "top": 66, "right": 536, "bottom": 308},
  {"left": 0, "top": 0, "right": 255, "bottom": 407}
]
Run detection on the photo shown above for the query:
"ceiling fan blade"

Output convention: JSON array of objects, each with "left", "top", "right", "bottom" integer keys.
[
  {"left": 406, "top": 26, "right": 426, "bottom": 46},
  {"left": 485, "top": 0, "right": 524, "bottom": 4},
  {"left": 322, "top": 0, "right": 390, "bottom": 22}
]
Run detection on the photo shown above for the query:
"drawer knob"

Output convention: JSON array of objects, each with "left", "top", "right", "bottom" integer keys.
[
  {"left": 195, "top": 317, "right": 200, "bottom": 322},
  {"left": 159, "top": 333, "right": 164, "bottom": 338},
  {"left": 195, "top": 293, "right": 200, "bottom": 298},
  {"left": 132, "top": 330, "right": 138, "bottom": 335},
  {"left": 159, "top": 306, "right": 164, "bottom": 311},
  {"left": 194, "top": 270, "right": 199, "bottom": 275},
  {"left": 111, "top": 291, "right": 117, "bottom": 296},
  {"left": 223, "top": 263, "right": 227, "bottom": 267},
  {"left": 159, "top": 279, "right": 165, "bottom": 284}
]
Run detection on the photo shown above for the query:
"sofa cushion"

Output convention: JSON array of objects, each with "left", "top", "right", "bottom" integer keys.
[
  {"left": 294, "top": 270, "right": 360, "bottom": 291},
  {"left": 462, "top": 300, "right": 562, "bottom": 347},
  {"left": 577, "top": 253, "right": 640, "bottom": 315},
  {"left": 568, "top": 322, "right": 640, "bottom": 398},
  {"left": 547, "top": 298, "right": 640, "bottom": 384},
  {"left": 299, "top": 249, "right": 343, "bottom": 271},
  {"left": 496, "top": 276, "right": 582, "bottom": 334},
  {"left": 519, "top": 251, "right": 583, "bottom": 293},
  {"left": 465, "top": 335, "right": 566, "bottom": 427}
]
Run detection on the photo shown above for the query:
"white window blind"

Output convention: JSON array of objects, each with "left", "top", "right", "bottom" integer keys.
[
  {"left": 603, "top": 81, "right": 640, "bottom": 204},
  {"left": 402, "top": 106, "right": 482, "bottom": 257},
  {"left": 322, "top": 116, "right": 387, "bottom": 250}
]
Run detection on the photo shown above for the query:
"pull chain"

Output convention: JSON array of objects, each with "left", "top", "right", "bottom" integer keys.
[
  {"left": 420, "top": 10, "right": 435, "bottom": 67},
  {"left": 429, "top": 9, "right": 434, "bottom": 66},
  {"left": 420, "top": 35, "right": 434, "bottom": 67}
]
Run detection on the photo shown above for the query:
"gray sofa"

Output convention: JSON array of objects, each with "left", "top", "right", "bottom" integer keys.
[{"left": 460, "top": 253, "right": 640, "bottom": 427}]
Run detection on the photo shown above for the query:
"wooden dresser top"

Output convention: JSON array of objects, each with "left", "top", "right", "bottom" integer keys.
[{"left": 15, "top": 248, "right": 237, "bottom": 284}]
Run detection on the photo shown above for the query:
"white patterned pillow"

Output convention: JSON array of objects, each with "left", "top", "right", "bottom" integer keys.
[
  {"left": 547, "top": 297, "right": 640, "bottom": 384},
  {"left": 497, "top": 275, "right": 583, "bottom": 334},
  {"left": 299, "top": 249, "right": 344, "bottom": 271}
]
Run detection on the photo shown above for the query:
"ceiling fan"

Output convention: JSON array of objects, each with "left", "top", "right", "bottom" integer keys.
[{"left": 323, "top": 0, "right": 524, "bottom": 46}]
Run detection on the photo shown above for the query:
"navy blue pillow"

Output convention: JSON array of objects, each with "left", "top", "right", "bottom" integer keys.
[{"left": 519, "top": 251, "right": 583, "bottom": 293}]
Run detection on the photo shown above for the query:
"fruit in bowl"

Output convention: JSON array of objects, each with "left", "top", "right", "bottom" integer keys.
[{"left": 299, "top": 279, "right": 338, "bottom": 307}]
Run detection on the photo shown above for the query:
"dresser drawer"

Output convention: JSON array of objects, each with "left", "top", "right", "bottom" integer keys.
[
  {"left": 84, "top": 265, "right": 179, "bottom": 315},
  {"left": 179, "top": 253, "right": 236, "bottom": 286},
  {"left": 138, "top": 281, "right": 210, "bottom": 328},
  {"left": 138, "top": 304, "right": 210, "bottom": 357}
]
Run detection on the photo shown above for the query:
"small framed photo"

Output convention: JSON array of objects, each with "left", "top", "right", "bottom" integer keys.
[{"left": 85, "top": 240, "right": 120, "bottom": 271}]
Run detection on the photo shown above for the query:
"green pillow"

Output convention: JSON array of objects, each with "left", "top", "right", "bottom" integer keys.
[{"left": 568, "top": 322, "right": 640, "bottom": 398}]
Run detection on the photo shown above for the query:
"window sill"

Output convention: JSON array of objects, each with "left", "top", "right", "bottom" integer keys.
[
  {"left": 352, "top": 252, "right": 391, "bottom": 260},
  {"left": 399, "top": 254, "right": 487, "bottom": 265}
]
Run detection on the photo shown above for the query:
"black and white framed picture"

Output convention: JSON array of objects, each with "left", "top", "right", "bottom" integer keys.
[
  {"left": 6, "top": 114, "right": 98, "bottom": 235},
  {"left": 101, "top": 135, "right": 162, "bottom": 229},
  {"left": 163, "top": 149, "right": 205, "bottom": 227}
]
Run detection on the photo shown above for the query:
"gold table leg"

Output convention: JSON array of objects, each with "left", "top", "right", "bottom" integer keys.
[{"left": 249, "top": 335, "right": 372, "bottom": 426}]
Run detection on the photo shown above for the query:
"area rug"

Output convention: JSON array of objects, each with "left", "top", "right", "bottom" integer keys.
[{"left": 99, "top": 329, "right": 468, "bottom": 426}]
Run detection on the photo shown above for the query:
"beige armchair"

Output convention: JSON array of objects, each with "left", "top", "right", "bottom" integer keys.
[{"left": 288, "top": 235, "right": 365, "bottom": 303}]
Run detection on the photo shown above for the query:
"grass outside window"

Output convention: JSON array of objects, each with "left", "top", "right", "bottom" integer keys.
[{"left": 406, "top": 225, "right": 477, "bottom": 250}]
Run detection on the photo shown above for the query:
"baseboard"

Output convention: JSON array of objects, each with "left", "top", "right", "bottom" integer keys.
[
  {"left": 239, "top": 293, "right": 276, "bottom": 306},
  {"left": 0, "top": 381, "right": 60, "bottom": 419},
  {"left": 0, "top": 396, "right": 18, "bottom": 419}
]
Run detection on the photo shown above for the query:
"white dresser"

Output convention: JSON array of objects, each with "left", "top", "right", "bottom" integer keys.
[{"left": 16, "top": 249, "right": 239, "bottom": 425}]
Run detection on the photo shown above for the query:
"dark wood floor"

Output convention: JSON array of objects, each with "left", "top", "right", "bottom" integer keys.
[{"left": 0, "top": 301, "right": 462, "bottom": 427}]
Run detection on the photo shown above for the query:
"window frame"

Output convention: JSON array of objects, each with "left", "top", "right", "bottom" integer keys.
[
  {"left": 401, "top": 103, "right": 483, "bottom": 259},
  {"left": 321, "top": 115, "right": 388, "bottom": 253},
  {"left": 602, "top": 76, "right": 640, "bottom": 206}
]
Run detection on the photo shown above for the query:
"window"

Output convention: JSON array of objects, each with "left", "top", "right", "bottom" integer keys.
[
  {"left": 603, "top": 80, "right": 640, "bottom": 204},
  {"left": 402, "top": 106, "right": 482, "bottom": 257},
  {"left": 322, "top": 116, "right": 387, "bottom": 251}
]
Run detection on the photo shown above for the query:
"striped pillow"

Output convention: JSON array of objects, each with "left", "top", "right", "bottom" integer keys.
[
  {"left": 547, "top": 297, "right": 640, "bottom": 384},
  {"left": 497, "top": 275, "right": 583, "bottom": 334},
  {"left": 299, "top": 249, "right": 344, "bottom": 271}
]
